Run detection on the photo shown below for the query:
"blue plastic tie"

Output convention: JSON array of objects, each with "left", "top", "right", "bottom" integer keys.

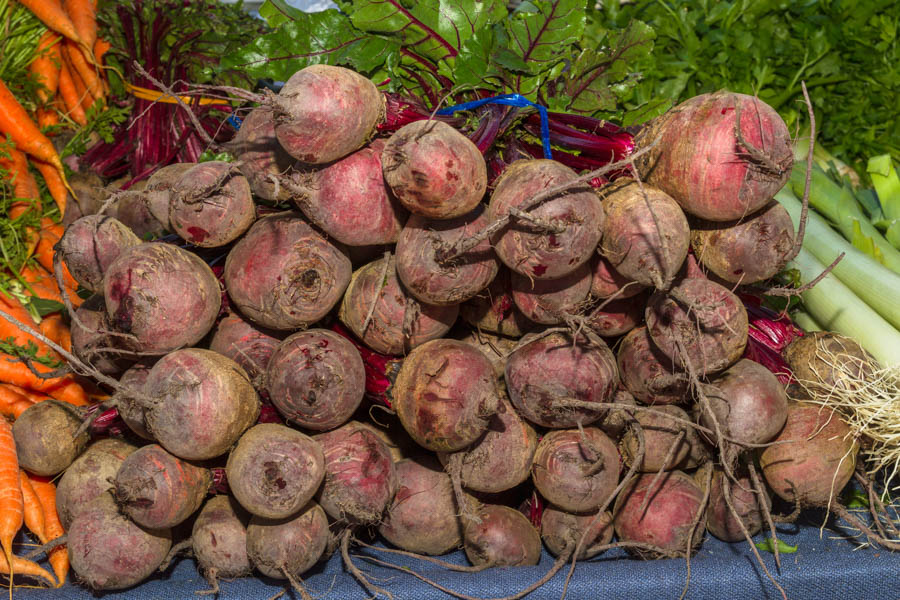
[
  {"left": 436, "top": 94, "right": 552, "bottom": 160},
  {"left": 226, "top": 114, "right": 243, "bottom": 131}
]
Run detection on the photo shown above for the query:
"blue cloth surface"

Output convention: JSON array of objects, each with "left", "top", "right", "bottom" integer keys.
[{"left": 14, "top": 509, "right": 900, "bottom": 600}]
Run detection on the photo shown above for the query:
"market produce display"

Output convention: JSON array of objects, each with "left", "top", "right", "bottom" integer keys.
[{"left": 1, "top": 0, "right": 899, "bottom": 598}]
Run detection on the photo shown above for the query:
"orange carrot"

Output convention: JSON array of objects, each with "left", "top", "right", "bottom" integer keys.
[
  {"left": 0, "top": 148, "right": 40, "bottom": 201},
  {"left": 26, "top": 475, "right": 66, "bottom": 587},
  {"left": 0, "top": 552, "right": 56, "bottom": 587},
  {"left": 34, "top": 220, "right": 80, "bottom": 300},
  {"left": 0, "top": 294, "right": 53, "bottom": 358},
  {"left": 0, "top": 417, "right": 23, "bottom": 584},
  {"left": 29, "top": 32, "right": 62, "bottom": 105},
  {"left": 31, "top": 158, "right": 67, "bottom": 218},
  {"left": 93, "top": 37, "right": 111, "bottom": 96},
  {"left": 0, "top": 385, "right": 46, "bottom": 405},
  {"left": 17, "top": 0, "right": 84, "bottom": 48},
  {"left": 63, "top": 41, "right": 101, "bottom": 109},
  {"left": 63, "top": 0, "right": 97, "bottom": 50},
  {"left": 38, "top": 314, "right": 70, "bottom": 353},
  {"left": 61, "top": 48, "right": 93, "bottom": 113},
  {"left": 0, "top": 80, "right": 69, "bottom": 214},
  {"left": 18, "top": 471, "right": 45, "bottom": 545},
  {"left": 0, "top": 358, "right": 87, "bottom": 407},
  {"left": 56, "top": 61, "right": 87, "bottom": 127},
  {"left": 0, "top": 387, "right": 32, "bottom": 420}
]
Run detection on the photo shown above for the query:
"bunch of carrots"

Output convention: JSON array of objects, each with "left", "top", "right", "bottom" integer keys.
[
  {"left": 22, "top": 0, "right": 111, "bottom": 129},
  {"left": 0, "top": 1, "right": 110, "bottom": 589}
]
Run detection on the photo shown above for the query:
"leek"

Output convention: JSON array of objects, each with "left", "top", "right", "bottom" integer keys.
[
  {"left": 790, "top": 162, "right": 900, "bottom": 273},
  {"left": 790, "top": 309, "right": 821, "bottom": 333},
  {"left": 788, "top": 248, "right": 900, "bottom": 367},
  {"left": 776, "top": 187, "right": 900, "bottom": 331},
  {"left": 867, "top": 155, "right": 900, "bottom": 250}
]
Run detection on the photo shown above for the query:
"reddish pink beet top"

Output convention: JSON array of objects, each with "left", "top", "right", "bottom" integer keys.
[{"left": 740, "top": 294, "right": 804, "bottom": 384}]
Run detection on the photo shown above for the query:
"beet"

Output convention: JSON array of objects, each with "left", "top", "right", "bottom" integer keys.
[
  {"left": 464, "top": 502, "right": 542, "bottom": 567},
  {"left": 378, "top": 456, "right": 462, "bottom": 555},
  {"left": 382, "top": 120, "right": 487, "bottom": 219},
  {"left": 645, "top": 277, "right": 748, "bottom": 376},
  {"left": 58, "top": 215, "right": 141, "bottom": 292},
  {"left": 291, "top": 139, "right": 407, "bottom": 245},
  {"left": 706, "top": 468, "right": 769, "bottom": 542},
  {"left": 459, "top": 268, "right": 535, "bottom": 337},
  {"left": 584, "top": 292, "right": 646, "bottom": 338},
  {"left": 315, "top": 421, "right": 397, "bottom": 524},
  {"left": 230, "top": 105, "right": 297, "bottom": 203},
  {"left": 169, "top": 161, "right": 256, "bottom": 247},
  {"left": 599, "top": 179, "right": 690, "bottom": 290},
  {"left": 393, "top": 338, "right": 500, "bottom": 452},
  {"left": 144, "top": 348, "right": 260, "bottom": 461},
  {"left": 613, "top": 470, "right": 706, "bottom": 558},
  {"left": 505, "top": 331, "right": 619, "bottom": 428},
  {"left": 144, "top": 163, "right": 195, "bottom": 229},
  {"left": 208, "top": 311, "right": 283, "bottom": 385},
  {"left": 114, "top": 444, "right": 211, "bottom": 529},
  {"left": 68, "top": 493, "right": 172, "bottom": 591},
  {"left": 699, "top": 358, "right": 788, "bottom": 446},
  {"left": 116, "top": 362, "right": 154, "bottom": 440},
  {"left": 224, "top": 213, "right": 352, "bottom": 330},
  {"left": 510, "top": 262, "right": 592, "bottom": 325},
  {"left": 590, "top": 254, "right": 646, "bottom": 299},
  {"left": 541, "top": 507, "right": 614, "bottom": 560},
  {"left": 634, "top": 91, "right": 793, "bottom": 221},
  {"left": 266, "top": 329, "right": 365, "bottom": 431},
  {"left": 532, "top": 428, "right": 621, "bottom": 513},
  {"left": 783, "top": 331, "right": 876, "bottom": 394},
  {"left": 457, "top": 329, "right": 519, "bottom": 381},
  {"left": 488, "top": 159, "right": 604, "bottom": 280},
  {"left": 245, "top": 502, "right": 330, "bottom": 579},
  {"left": 759, "top": 402, "right": 859, "bottom": 507},
  {"left": 226, "top": 423, "right": 324, "bottom": 519},
  {"left": 192, "top": 496, "right": 253, "bottom": 580},
  {"left": 111, "top": 189, "right": 168, "bottom": 240},
  {"left": 616, "top": 326, "right": 689, "bottom": 405},
  {"left": 103, "top": 242, "right": 221, "bottom": 353},
  {"left": 438, "top": 395, "right": 538, "bottom": 494},
  {"left": 71, "top": 295, "right": 132, "bottom": 375},
  {"left": 395, "top": 206, "right": 500, "bottom": 305},
  {"left": 691, "top": 200, "right": 795, "bottom": 284},
  {"left": 62, "top": 171, "right": 105, "bottom": 226},
  {"left": 619, "top": 405, "right": 692, "bottom": 472},
  {"left": 12, "top": 400, "right": 88, "bottom": 476},
  {"left": 56, "top": 438, "right": 139, "bottom": 530},
  {"left": 338, "top": 254, "right": 458, "bottom": 355},
  {"left": 274, "top": 64, "right": 383, "bottom": 164}
]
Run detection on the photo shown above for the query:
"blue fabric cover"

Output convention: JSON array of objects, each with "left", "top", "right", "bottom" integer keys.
[{"left": 14, "top": 509, "right": 900, "bottom": 599}]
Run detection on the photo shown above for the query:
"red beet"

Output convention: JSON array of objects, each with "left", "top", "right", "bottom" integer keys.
[
  {"left": 273, "top": 64, "right": 383, "bottom": 164},
  {"left": 230, "top": 105, "right": 297, "bottom": 203},
  {"left": 635, "top": 91, "right": 793, "bottom": 221},
  {"left": 619, "top": 405, "right": 692, "bottom": 472},
  {"left": 192, "top": 496, "right": 252, "bottom": 580},
  {"left": 246, "top": 502, "right": 330, "bottom": 579},
  {"left": 505, "top": 331, "right": 619, "bottom": 429},
  {"left": 706, "top": 468, "right": 769, "bottom": 542},
  {"left": 393, "top": 339, "right": 499, "bottom": 452},
  {"left": 531, "top": 428, "right": 621, "bottom": 513},
  {"left": 292, "top": 139, "right": 407, "bottom": 245},
  {"left": 590, "top": 254, "right": 646, "bottom": 299},
  {"left": 224, "top": 213, "right": 352, "bottom": 330},
  {"left": 459, "top": 268, "right": 535, "bottom": 337},
  {"left": 510, "top": 262, "right": 592, "bottom": 325},
  {"left": 382, "top": 120, "right": 487, "bottom": 219},
  {"left": 395, "top": 205, "right": 500, "bottom": 305},
  {"left": 488, "top": 159, "right": 604, "bottom": 280},
  {"left": 58, "top": 215, "right": 141, "bottom": 292},
  {"left": 208, "top": 311, "right": 283, "bottom": 385},
  {"left": 265, "top": 329, "right": 365, "bottom": 431},
  {"left": 464, "top": 503, "right": 542, "bottom": 567},
  {"left": 541, "top": 507, "right": 614, "bottom": 559}
]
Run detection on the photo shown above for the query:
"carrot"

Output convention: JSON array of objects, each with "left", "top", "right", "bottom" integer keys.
[
  {"left": 0, "top": 552, "right": 56, "bottom": 587},
  {"left": 93, "top": 38, "right": 111, "bottom": 97},
  {"left": 0, "top": 385, "right": 46, "bottom": 405},
  {"left": 31, "top": 159, "right": 67, "bottom": 218},
  {"left": 0, "top": 148, "right": 40, "bottom": 202},
  {"left": 63, "top": 41, "right": 101, "bottom": 109},
  {"left": 0, "top": 295, "right": 53, "bottom": 358},
  {"left": 0, "top": 387, "right": 32, "bottom": 420},
  {"left": 61, "top": 49, "right": 93, "bottom": 114},
  {"left": 63, "top": 0, "right": 97, "bottom": 50},
  {"left": 17, "top": 0, "right": 84, "bottom": 48},
  {"left": 25, "top": 475, "right": 66, "bottom": 587},
  {"left": 29, "top": 32, "right": 62, "bottom": 106},
  {"left": 0, "top": 80, "right": 70, "bottom": 215},
  {"left": 34, "top": 220, "right": 80, "bottom": 300},
  {"left": 56, "top": 61, "right": 87, "bottom": 127},
  {"left": 0, "top": 417, "right": 23, "bottom": 586},
  {"left": 38, "top": 314, "right": 70, "bottom": 353},
  {"left": 18, "top": 471, "right": 45, "bottom": 545},
  {"left": 0, "top": 358, "right": 87, "bottom": 407}
]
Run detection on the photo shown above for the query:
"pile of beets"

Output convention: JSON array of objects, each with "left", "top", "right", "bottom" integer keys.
[{"left": 30, "top": 64, "right": 870, "bottom": 595}]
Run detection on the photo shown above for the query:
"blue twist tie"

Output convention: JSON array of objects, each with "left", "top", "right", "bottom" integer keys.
[
  {"left": 226, "top": 114, "right": 243, "bottom": 131},
  {"left": 436, "top": 94, "right": 552, "bottom": 160}
]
